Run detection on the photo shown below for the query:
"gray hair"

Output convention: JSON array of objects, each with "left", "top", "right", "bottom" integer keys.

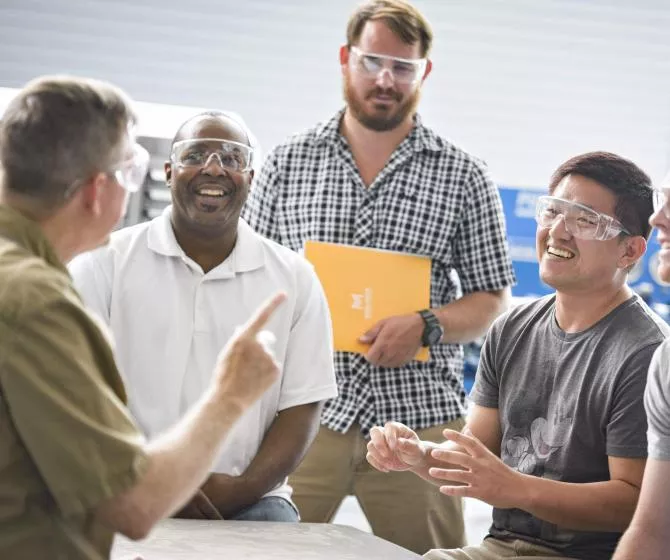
[{"left": 0, "top": 75, "right": 137, "bottom": 211}]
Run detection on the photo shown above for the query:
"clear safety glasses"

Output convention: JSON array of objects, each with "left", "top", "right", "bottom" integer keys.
[
  {"left": 349, "top": 46, "right": 427, "bottom": 85},
  {"left": 535, "top": 195, "right": 630, "bottom": 241},
  {"left": 110, "top": 143, "right": 150, "bottom": 193},
  {"left": 171, "top": 138, "right": 254, "bottom": 173},
  {"left": 652, "top": 171, "right": 670, "bottom": 219}
]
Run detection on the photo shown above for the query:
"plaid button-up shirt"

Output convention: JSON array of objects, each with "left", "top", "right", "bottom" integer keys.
[{"left": 243, "top": 109, "right": 516, "bottom": 436}]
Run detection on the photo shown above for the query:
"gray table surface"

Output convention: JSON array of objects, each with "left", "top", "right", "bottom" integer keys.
[{"left": 112, "top": 519, "right": 422, "bottom": 559}]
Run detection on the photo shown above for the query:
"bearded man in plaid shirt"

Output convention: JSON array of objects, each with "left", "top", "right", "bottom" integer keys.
[{"left": 243, "top": 0, "right": 515, "bottom": 554}]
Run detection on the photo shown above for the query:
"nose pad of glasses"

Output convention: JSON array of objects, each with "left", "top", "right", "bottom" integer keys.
[
  {"left": 548, "top": 214, "right": 573, "bottom": 237},
  {"left": 201, "top": 153, "right": 228, "bottom": 173},
  {"left": 375, "top": 67, "right": 395, "bottom": 87}
]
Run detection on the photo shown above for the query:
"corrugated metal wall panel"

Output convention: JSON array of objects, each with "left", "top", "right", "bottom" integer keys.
[{"left": 0, "top": 0, "right": 668, "bottom": 187}]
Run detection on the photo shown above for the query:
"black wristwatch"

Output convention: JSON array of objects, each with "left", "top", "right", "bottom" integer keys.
[{"left": 418, "top": 309, "right": 444, "bottom": 346}]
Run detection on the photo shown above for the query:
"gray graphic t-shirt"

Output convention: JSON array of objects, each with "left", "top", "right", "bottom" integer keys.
[{"left": 471, "top": 294, "right": 669, "bottom": 560}]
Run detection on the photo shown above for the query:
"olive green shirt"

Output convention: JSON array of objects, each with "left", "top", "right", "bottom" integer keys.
[{"left": 0, "top": 205, "right": 148, "bottom": 559}]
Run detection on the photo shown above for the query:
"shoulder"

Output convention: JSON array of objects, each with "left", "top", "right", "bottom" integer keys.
[
  {"left": 647, "top": 339, "right": 670, "bottom": 394},
  {"left": 265, "top": 113, "right": 341, "bottom": 166},
  {"left": 653, "top": 337, "right": 670, "bottom": 361},
  {"left": 69, "top": 219, "right": 154, "bottom": 280},
  {"left": 489, "top": 295, "right": 556, "bottom": 338},
  {"left": 107, "top": 219, "right": 154, "bottom": 253},
  {"left": 0, "top": 239, "right": 74, "bottom": 323},
  {"left": 0, "top": 246, "right": 111, "bottom": 376},
  {"left": 414, "top": 122, "right": 498, "bottom": 203},
  {"left": 417, "top": 121, "right": 489, "bottom": 172},
  {"left": 253, "top": 229, "right": 316, "bottom": 281},
  {"left": 605, "top": 296, "right": 670, "bottom": 351},
  {"left": 241, "top": 223, "right": 321, "bottom": 300}
]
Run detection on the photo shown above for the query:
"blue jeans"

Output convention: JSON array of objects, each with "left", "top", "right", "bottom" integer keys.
[{"left": 231, "top": 496, "right": 299, "bottom": 522}]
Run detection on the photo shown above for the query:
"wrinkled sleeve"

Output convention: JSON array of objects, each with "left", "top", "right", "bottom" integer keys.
[
  {"left": 0, "top": 297, "right": 147, "bottom": 515},
  {"left": 607, "top": 343, "right": 659, "bottom": 458},
  {"left": 469, "top": 316, "right": 502, "bottom": 408},
  {"left": 278, "top": 259, "right": 337, "bottom": 411}
]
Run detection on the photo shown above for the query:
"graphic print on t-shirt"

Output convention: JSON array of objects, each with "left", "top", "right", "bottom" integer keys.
[{"left": 504, "top": 387, "right": 574, "bottom": 476}]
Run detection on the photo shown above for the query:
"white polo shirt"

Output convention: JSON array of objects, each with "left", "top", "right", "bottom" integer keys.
[{"left": 69, "top": 207, "right": 337, "bottom": 501}]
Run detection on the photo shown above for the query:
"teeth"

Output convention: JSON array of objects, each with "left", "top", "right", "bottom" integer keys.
[
  {"left": 198, "top": 189, "right": 225, "bottom": 197},
  {"left": 547, "top": 246, "right": 574, "bottom": 259}
]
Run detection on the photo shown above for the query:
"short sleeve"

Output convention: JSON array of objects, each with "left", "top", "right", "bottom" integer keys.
[
  {"left": 243, "top": 149, "right": 281, "bottom": 243},
  {"left": 645, "top": 341, "right": 670, "bottom": 460},
  {"left": 0, "top": 296, "right": 147, "bottom": 515},
  {"left": 68, "top": 247, "right": 114, "bottom": 323},
  {"left": 452, "top": 161, "right": 516, "bottom": 294},
  {"left": 607, "top": 344, "right": 659, "bottom": 458},
  {"left": 277, "top": 260, "right": 337, "bottom": 411},
  {"left": 469, "top": 317, "right": 502, "bottom": 408}
]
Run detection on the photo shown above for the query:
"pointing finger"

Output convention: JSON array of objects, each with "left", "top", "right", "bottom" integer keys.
[{"left": 241, "top": 292, "right": 287, "bottom": 336}]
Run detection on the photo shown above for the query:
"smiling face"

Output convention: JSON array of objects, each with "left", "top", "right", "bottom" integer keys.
[
  {"left": 537, "top": 174, "right": 631, "bottom": 294},
  {"left": 650, "top": 189, "right": 670, "bottom": 283},
  {"left": 165, "top": 116, "right": 253, "bottom": 235},
  {"left": 341, "top": 20, "right": 429, "bottom": 132}
]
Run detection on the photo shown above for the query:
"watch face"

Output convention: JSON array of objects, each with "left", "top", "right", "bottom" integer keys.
[{"left": 426, "top": 327, "right": 443, "bottom": 345}]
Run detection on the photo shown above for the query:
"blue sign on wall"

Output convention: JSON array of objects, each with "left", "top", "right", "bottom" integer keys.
[{"left": 499, "top": 186, "right": 670, "bottom": 306}]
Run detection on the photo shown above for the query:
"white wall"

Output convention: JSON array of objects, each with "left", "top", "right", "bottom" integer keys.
[{"left": 1, "top": 0, "right": 669, "bottom": 186}]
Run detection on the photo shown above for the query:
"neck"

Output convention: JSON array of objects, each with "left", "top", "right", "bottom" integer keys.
[
  {"left": 39, "top": 215, "right": 82, "bottom": 264},
  {"left": 341, "top": 108, "right": 414, "bottom": 159},
  {"left": 171, "top": 214, "right": 238, "bottom": 273},
  {"left": 0, "top": 192, "right": 81, "bottom": 264},
  {"left": 554, "top": 283, "right": 633, "bottom": 333}
]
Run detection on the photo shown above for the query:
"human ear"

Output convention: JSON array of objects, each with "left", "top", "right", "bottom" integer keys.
[
  {"left": 619, "top": 235, "right": 646, "bottom": 271},
  {"left": 79, "top": 172, "right": 108, "bottom": 217},
  {"left": 164, "top": 161, "right": 172, "bottom": 186}
]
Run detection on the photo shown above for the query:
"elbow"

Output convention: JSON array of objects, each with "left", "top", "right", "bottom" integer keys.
[
  {"left": 119, "top": 516, "right": 154, "bottom": 541},
  {"left": 97, "top": 501, "right": 158, "bottom": 541}
]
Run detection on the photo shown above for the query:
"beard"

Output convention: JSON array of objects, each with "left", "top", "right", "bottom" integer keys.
[{"left": 343, "top": 73, "right": 421, "bottom": 132}]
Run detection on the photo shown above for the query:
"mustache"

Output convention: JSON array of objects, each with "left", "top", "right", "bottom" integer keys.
[{"left": 365, "top": 87, "right": 402, "bottom": 102}]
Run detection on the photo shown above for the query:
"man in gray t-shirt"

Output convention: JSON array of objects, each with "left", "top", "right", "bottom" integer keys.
[
  {"left": 366, "top": 152, "right": 664, "bottom": 560},
  {"left": 614, "top": 178, "right": 670, "bottom": 559},
  {"left": 472, "top": 293, "right": 667, "bottom": 559}
]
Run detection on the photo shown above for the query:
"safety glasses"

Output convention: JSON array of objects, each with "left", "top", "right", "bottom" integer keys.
[
  {"left": 110, "top": 143, "right": 150, "bottom": 193},
  {"left": 171, "top": 138, "right": 254, "bottom": 173},
  {"left": 535, "top": 195, "right": 630, "bottom": 241},
  {"left": 652, "top": 171, "right": 670, "bottom": 219},
  {"left": 348, "top": 46, "right": 427, "bottom": 85}
]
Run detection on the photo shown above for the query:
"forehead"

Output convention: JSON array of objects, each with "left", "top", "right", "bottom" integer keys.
[
  {"left": 552, "top": 174, "right": 617, "bottom": 216},
  {"left": 356, "top": 19, "right": 421, "bottom": 59},
  {"left": 176, "top": 116, "right": 248, "bottom": 146}
]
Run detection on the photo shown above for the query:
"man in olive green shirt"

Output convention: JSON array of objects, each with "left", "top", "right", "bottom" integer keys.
[{"left": 0, "top": 76, "right": 285, "bottom": 559}]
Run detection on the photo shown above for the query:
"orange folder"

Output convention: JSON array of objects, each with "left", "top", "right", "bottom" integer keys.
[{"left": 305, "top": 241, "right": 431, "bottom": 361}]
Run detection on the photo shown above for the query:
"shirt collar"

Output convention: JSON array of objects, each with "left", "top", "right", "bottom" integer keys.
[
  {"left": 0, "top": 205, "right": 68, "bottom": 274},
  {"left": 314, "top": 108, "right": 444, "bottom": 154},
  {"left": 147, "top": 206, "right": 265, "bottom": 276}
]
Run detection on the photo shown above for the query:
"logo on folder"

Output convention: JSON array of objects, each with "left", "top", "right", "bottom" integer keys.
[
  {"left": 305, "top": 241, "right": 431, "bottom": 361},
  {"left": 351, "top": 288, "right": 373, "bottom": 319}
]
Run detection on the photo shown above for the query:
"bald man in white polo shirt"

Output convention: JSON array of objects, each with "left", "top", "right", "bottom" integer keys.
[{"left": 70, "top": 111, "right": 337, "bottom": 522}]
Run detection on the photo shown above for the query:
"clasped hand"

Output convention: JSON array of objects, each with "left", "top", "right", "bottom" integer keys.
[{"left": 366, "top": 423, "right": 523, "bottom": 510}]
